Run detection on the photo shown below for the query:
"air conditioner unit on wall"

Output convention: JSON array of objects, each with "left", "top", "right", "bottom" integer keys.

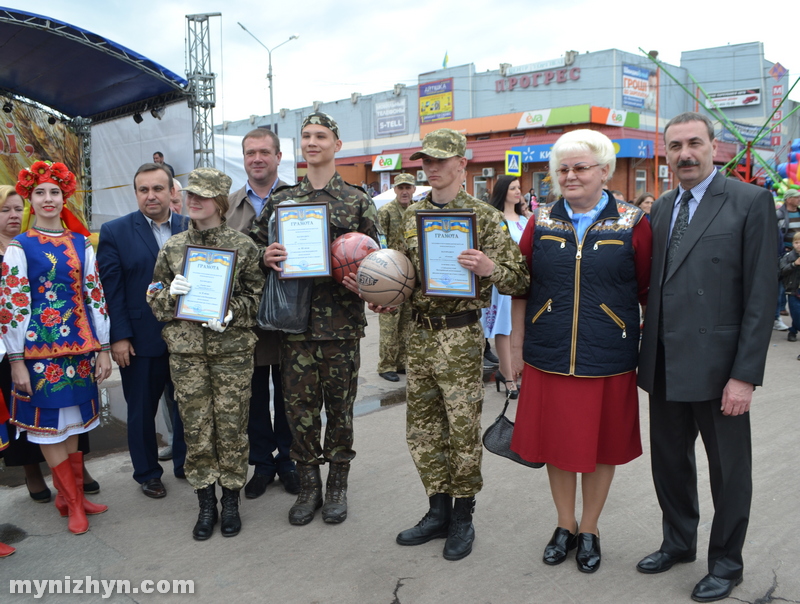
[
  {"left": 482, "top": 168, "right": 495, "bottom": 178},
  {"left": 416, "top": 170, "right": 427, "bottom": 182},
  {"left": 658, "top": 165, "right": 669, "bottom": 179}
]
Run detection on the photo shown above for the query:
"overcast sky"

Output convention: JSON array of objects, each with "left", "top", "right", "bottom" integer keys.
[{"left": 3, "top": 0, "right": 797, "bottom": 123}]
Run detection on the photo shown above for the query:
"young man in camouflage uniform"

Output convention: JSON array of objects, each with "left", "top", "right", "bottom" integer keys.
[
  {"left": 376, "top": 173, "right": 416, "bottom": 382},
  {"left": 251, "top": 112, "right": 383, "bottom": 526},
  {"left": 392, "top": 129, "right": 529, "bottom": 560}
]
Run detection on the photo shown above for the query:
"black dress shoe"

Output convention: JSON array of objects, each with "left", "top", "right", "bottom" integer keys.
[
  {"left": 244, "top": 472, "right": 275, "bottom": 499},
  {"left": 27, "top": 480, "right": 52, "bottom": 503},
  {"left": 278, "top": 469, "right": 301, "bottom": 495},
  {"left": 83, "top": 480, "right": 100, "bottom": 494},
  {"left": 575, "top": 533, "right": 601, "bottom": 573},
  {"left": 141, "top": 478, "right": 167, "bottom": 499},
  {"left": 543, "top": 527, "right": 578, "bottom": 565},
  {"left": 691, "top": 574, "right": 743, "bottom": 602},
  {"left": 379, "top": 371, "right": 400, "bottom": 382},
  {"left": 636, "top": 549, "right": 697, "bottom": 574}
]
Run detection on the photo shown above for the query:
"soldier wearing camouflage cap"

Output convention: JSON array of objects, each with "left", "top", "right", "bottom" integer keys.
[
  {"left": 251, "top": 111, "right": 384, "bottom": 527},
  {"left": 383, "top": 128, "right": 529, "bottom": 560},
  {"left": 148, "top": 167, "right": 265, "bottom": 541},
  {"left": 376, "top": 173, "right": 417, "bottom": 382}
]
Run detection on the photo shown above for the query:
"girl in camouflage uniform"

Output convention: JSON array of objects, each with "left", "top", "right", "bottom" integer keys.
[{"left": 147, "top": 168, "right": 264, "bottom": 540}]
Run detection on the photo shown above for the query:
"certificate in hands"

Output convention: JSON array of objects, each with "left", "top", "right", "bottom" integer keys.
[
  {"left": 276, "top": 201, "right": 331, "bottom": 279},
  {"left": 174, "top": 246, "right": 238, "bottom": 323},
  {"left": 416, "top": 210, "right": 479, "bottom": 299}
]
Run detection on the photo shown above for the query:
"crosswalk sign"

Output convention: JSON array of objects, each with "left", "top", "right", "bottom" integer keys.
[{"left": 505, "top": 151, "right": 522, "bottom": 177}]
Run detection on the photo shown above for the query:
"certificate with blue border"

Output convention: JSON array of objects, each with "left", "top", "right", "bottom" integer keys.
[
  {"left": 175, "top": 246, "right": 238, "bottom": 323},
  {"left": 276, "top": 201, "right": 331, "bottom": 279},
  {"left": 416, "top": 210, "right": 479, "bottom": 299}
]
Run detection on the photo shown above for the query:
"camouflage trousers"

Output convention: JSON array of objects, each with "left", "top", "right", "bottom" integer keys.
[
  {"left": 281, "top": 338, "right": 360, "bottom": 466},
  {"left": 169, "top": 352, "right": 253, "bottom": 490},
  {"left": 406, "top": 320, "right": 484, "bottom": 498},
  {"left": 377, "top": 301, "right": 412, "bottom": 373}
]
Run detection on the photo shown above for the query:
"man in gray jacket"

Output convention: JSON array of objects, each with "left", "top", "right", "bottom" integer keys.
[{"left": 226, "top": 128, "right": 298, "bottom": 497}]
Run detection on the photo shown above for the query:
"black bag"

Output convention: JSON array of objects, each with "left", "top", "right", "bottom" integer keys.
[
  {"left": 256, "top": 206, "right": 313, "bottom": 333},
  {"left": 482, "top": 395, "right": 544, "bottom": 469}
]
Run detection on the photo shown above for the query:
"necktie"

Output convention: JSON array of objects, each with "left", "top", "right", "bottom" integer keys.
[{"left": 666, "top": 190, "right": 693, "bottom": 271}]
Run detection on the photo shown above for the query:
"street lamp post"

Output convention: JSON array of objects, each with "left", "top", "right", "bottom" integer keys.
[{"left": 237, "top": 24, "right": 299, "bottom": 134}]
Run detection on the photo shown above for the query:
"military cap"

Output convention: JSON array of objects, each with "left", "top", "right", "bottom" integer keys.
[
  {"left": 302, "top": 111, "right": 340, "bottom": 139},
  {"left": 393, "top": 173, "right": 416, "bottom": 186},
  {"left": 409, "top": 128, "right": 466, "bottom": 160},
  {"left": 184, "top": 167, "right": 232, "bottom": 198}
]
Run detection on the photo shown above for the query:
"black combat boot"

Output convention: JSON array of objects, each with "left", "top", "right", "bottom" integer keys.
[
  {"left": 192, "top": 484, "right": 218, "bottom": 541},
  {"left": 443, "top": 496, "right": 475, "bottom": 560},
  {"left": 322, "top": 462, "right": 349, "bottom": 524},
  {"left": 220, "top": 487, "right": 242, "bottom": 537},
  {"left": 396, "top": 493, "right": 452, "bottom": 545},
  {"left": 288, "top": 464, "right": 323, "bottom": 525}
]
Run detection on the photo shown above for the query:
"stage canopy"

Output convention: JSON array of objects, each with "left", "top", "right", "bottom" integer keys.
[{"left": 0, "top": 7, "right": 189, "bottom": 123}]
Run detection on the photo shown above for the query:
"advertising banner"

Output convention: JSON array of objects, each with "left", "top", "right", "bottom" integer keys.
[
  {"left": 704, "top": 89, "right": 761, "bottom": 109},
  {"left": 419, "top": 78, "right": 454, "bottom": 124},
  {"left": 0, "top": 102, "right": 86, "bottom": 229},
  {"left": 622, "top": 64, "right": 656, "bottom": 111},
  {"left": 376, "top": 98, "right": 407, "bottom": 137}
]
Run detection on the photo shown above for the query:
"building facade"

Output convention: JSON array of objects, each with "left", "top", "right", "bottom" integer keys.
[{"left": 216, "top": 42, "right": 797, "bottom": 201}]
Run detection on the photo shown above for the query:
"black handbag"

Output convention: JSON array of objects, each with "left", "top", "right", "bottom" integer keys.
[{"left": 482, "top": 394, "right": 544, "bottom": 469}]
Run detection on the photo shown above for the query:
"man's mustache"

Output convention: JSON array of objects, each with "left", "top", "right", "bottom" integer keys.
[{"left": 677, "top": 159, "right": 701, "bottom": 168}]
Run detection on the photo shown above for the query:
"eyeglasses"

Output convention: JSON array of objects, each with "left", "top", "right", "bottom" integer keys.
[{"left": 555, "top": 164, "right": 600, "bottom": 176}]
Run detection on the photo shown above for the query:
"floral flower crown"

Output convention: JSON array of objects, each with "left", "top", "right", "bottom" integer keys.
[{"left": 16, "top": 160, "right": 78, "bottom": 200}]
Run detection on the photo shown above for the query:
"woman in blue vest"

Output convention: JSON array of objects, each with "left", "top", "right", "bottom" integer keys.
[
  {"left": 509, "top": 130, "right": 652, "bottom": 573},
  {"left": 1, "top": 162, "right": 111, "bottom": 535}
]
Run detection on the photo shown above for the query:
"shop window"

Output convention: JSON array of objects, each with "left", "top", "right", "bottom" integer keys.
[
  {"left": 635, "top": 170, "right": 647, "bottom": 199},
  {"left": 474, "top": 176, "right": 488, "bottom": 200}
]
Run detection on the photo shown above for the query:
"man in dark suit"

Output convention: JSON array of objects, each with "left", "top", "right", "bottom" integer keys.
[
  {"left": 226, "top": 128, "right": 299, "bottom": 498},
  {"left": 98, "top": 163, "right": 189, "bottom": 499},
  {"left": 636, "top": 112, "right": 774, "bottom": 602}
]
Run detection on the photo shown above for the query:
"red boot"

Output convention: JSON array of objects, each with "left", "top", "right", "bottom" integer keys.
[
  {"left": 54, "top": 452, "right": 107, "bottom": 517},
  {"left": 0, "top": 542, "right": 15, "bottom": 557},
  {"left": 51, "top": 459, "right": 89, "bottom": 534}
]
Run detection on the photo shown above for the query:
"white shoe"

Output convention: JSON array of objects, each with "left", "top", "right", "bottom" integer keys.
[{"left": 773, "top": 319, "right": 790, "bottom": 331}]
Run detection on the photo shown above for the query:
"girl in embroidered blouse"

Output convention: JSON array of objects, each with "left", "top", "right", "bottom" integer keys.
[{"left": 0, "top": 161, "right": 111, "bottom": 535}]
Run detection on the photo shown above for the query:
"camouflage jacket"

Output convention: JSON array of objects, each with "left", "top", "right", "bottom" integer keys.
[
  {"left": 250, "top": 172, "right": 383, "bottom": 341},
  {"left": 147, "top": 220, "right": 263, "bottom": 355},
  {"left": 377, "top": 199, "right": 407, "bottom": 251},
  {"left": 402, "top": 190, "right": 530, "bottom": 316}
]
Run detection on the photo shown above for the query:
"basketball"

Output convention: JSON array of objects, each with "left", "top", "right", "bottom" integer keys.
[
  {"left": 330, "top": 232, "right": 380, "bottom": 283},
  {"left": 357, "top": 249, "right": 416, "bottom": 307}
]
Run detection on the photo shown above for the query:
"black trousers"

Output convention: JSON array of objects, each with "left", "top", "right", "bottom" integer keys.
[{"left": 649, "top": 341, "right": 752, "bottom": 579}]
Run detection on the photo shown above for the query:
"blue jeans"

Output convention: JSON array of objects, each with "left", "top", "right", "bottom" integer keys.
[
  {"left": 787, "top": 293, "right": 800, "bottom": 335},
  {"left": 776, "top": 282, "right": 786, "bottom": 319}
]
